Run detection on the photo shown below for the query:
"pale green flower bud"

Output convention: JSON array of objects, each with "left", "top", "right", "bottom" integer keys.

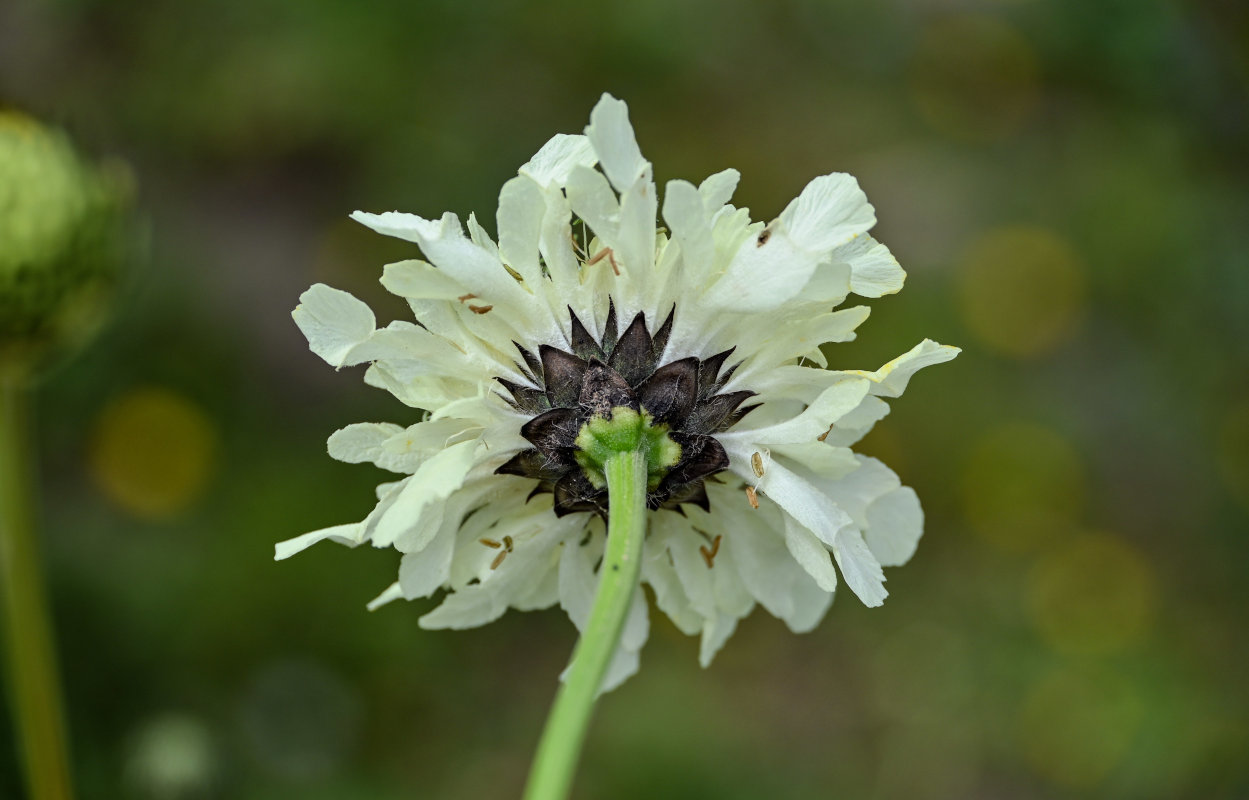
[{"left": 0, "top": 112, "right": 134, "bottom": 371}]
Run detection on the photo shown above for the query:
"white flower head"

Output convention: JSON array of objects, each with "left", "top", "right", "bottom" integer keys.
[{"left": 283, "top": 94, "right": 958, "bottom": 688}]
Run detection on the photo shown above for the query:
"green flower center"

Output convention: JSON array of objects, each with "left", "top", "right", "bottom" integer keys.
[{"left": 574, "top": 406, "right": 682, "bottom": 492}]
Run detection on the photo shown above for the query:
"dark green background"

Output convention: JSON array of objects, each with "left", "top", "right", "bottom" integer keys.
[{"left": 2, "top": 0, "right": 1248, "bottom": 797}]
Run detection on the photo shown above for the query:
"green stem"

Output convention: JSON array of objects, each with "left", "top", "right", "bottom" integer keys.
[
  {"left": 0, "top": 372, "right": 75, "bottom": 800},
  {"left": 522, "top": 448, "right": 648, "bottom": 800}
]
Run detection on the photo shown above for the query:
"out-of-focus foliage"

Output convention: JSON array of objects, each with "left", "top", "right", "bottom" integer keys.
[
  {"left": 1, "top": 0, "right": 1246, "bottom": 797},
  {"left": 0, "top": 112, "right": 132, "bottom": 369}
]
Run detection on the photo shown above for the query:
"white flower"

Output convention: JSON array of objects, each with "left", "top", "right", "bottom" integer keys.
[{"left": 282, "top": 94, "right": 958, "bottom": 688}]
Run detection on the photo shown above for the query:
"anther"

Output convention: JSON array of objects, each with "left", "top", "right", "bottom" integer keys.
[{"left": 700, "top": 534, "right": 722, "bottom": 568}]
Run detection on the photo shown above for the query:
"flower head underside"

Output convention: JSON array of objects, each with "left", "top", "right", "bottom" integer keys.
[{"left": 283, "top": 94, "right": 958, "bottom": 685}]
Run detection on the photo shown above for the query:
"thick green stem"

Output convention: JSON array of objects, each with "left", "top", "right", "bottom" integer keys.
[
  {"left": 0, "top": 373, "right": 75, "bottom": 800},
  {"left": 522, "top": 448, "right": 648, "bottom": 800}
]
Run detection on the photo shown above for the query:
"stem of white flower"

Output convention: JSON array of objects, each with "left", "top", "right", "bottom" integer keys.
[
  {"left": 0, "top": 370, "right": 76, "bottom": 800},
  {"left": 522, "top": 447, "right": 648, "bottom": 800}
]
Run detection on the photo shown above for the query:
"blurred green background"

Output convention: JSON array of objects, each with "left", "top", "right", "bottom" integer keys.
[{"left": 3, "top": 0, "right": 1248, "bottom": 797}]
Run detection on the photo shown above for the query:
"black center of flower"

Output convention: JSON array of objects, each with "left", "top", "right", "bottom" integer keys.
[{"left": 495, "top": 303, "right": 759, "bottom": 517}]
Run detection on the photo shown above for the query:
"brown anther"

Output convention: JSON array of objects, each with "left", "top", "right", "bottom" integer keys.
[
  {"left": 479, "top": 538, "right": 502, "bottom": 549},
  {"left": 457, "top": 293, "right": 478, "bottom": 303},
  {"left": 745, "top": 485, "right": 759, "bottom": 509},
  {"left": 502, "top": 535, "right": 514, "bottom": 552},
  {"left": 490, "top": 550, "right": 508, "bottom": 570},
  {"left": 699, "top": 534, "right": 722, "bottom": 568},
  {"left": 468, "top": 304, "right": 494, "bottom": 315},
  {"left": 751, "top": 451, "right": 765, "bottom": 478},
  {"left": 817, "top": 424, "right": 834, "bottom": 443}
]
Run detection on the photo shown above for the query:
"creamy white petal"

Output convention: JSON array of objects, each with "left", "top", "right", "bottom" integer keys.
[
  {"left": 698, "top": 168, "right": 740, "bottom": 212},
  {"left": 366, "top": 582, "right": 403, "bottom": 611},
  {"left": 721, "top": 378, "right": 869, "bottom": 447},
  {"left": 778, "top": 173, "right": 875, "bottom": 253},
  {"left": 841, "top": 339, "right": 960, "bottom": 398},
  {"left": 274, "top": 523, "right": 363, "bottom": 561},
  {"left": 835, "top": 234, "right": 906, "bottom": 298},
  {"left": 398, "top": 522, "right": 457, "bottom": 598},
  {"left": 865, "top": 485, "right": 923, "bottom": 567},
  {"left": 293, "top": 284, "right": 376, "bottom": 368},
  {"left": 496, "top": 175, "right": 548, "bottom": 286},
  {"left": 371, "top": 440, "right": 480, "bottom": 549},
  {"left": 327, "top": 423, "right": 405, "bottom": 469},
  {"left": 520, "top": 133, "right": 598, "bottom": 188},
  {"left": 782, "top": 512, "right": 838, "bottom": 593},
  {"left": 662, "top": 179, "right": 715, "bottom": 283},
  {"left": 832, "top": 526, "right": 888, "bottom": 607},
  {"left": 585, "top": 93, "right": 647, "bottom": 193}
]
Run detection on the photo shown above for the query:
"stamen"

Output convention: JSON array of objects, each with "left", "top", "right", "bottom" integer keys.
[
  {"left": 699, "top": 534, "right": 722, "bottom": 568},
  {"left": 751, "top": 451, "right": 765, "bottom": 478},
  {"left": 745, "top": 486, "right": 759, "bottom": 509},
  {"left": 469, "top": 304, "right": 494, "bottom": 315},
  {"left": 585, "top": 247, "right": 620, "bottom": 275},
  {"left": 480, "top": 538, "right": 503, "bottom": 549}
]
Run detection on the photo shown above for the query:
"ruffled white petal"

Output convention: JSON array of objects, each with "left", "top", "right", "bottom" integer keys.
[
  {"left": 585, "top": 94, "right": 647, "bottom": 193},
  {"left": 293, "top": 284, "right": 376, "bottom": 368},
  {"left": 841, "top": 339, "right": 960, "bottom": 398},
  {"left": 865, "top": 486, "right": 923, "bottom": 568},
  {"left": 274, "top": 522, "right": 363, "bottom": 561},
  {"left": 520, "top": 134, "right": 597, "bottom": 189}
]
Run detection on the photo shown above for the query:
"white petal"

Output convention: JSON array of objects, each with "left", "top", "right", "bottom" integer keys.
[
  {"left": 399, "top": 522, "right": 457, "bottom": 598},
  {"left": 496, "top": 175, "right": 547, "bottom": 285},
  {"left": 327, "top": 423, "right": 405, "bottom": 469},
  {"left": 771, "top": 441, "right": 859, "bottom": 479},
  {"left": 565, "top": 164, "right": 619, "bottom": 245},
  {"left": 783, "top": 514, "right": 838, "bottom": 593},
  {"left": 274, "top": 523, "right": 362, "bottom": 561},
  {"left": 370, "top": 440, "right": 479, "bottom": 549},
  {"left": 520, "top": 133, "right": 597, "bottom": 188},
  {"left": 835, "top": 234, "right": 906, "bottom": 298},
  {"left": 379, "top": 259, "right": 468, "bottom": 301},
  {"left": 699, "top": 615, "right": 739, "bottom": 668},
  {"left": 726, "top": 448, "right": 856, "bottom": 551},
  {"left": 832, "top": 527, "right": 888, "bottom": 607},
  {"left": 698, "top": 168, "right": 740, "bottom": 212},
  {"left": 292, "top": 284, "right": 376, "bottom": 368},
  {"left": 842, "top": 339, "right": 960, "bottom": 398},
  {"left": 662, "top": 179, "right": 715, "bottom": 279},
  {"left": 642, "top": 523, "right": 703, "bottom": 635},
  {"left": 778, "top": 173, "right": 875, "bottom": 253},
  {"left": 820, "top": 396, "right": 891, "bottom": 447},
  {"left": 585, "top": 94, "right": 647, "bottom": 192},
  {"left": 721, "top": 378, "right": 869, "bottom": 447},
  {"left": 701, "top": 224, "right": 821, "bottom": 312},
  {"left": 865, "top": 486, "right": 923, "bottom": 567},
  {"left": 366, "top": 582, "right": 403, "bottom": 611}
]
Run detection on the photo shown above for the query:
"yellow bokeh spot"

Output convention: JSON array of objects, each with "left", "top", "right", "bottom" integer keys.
[
  {"left": 957, "top": 226, "right": 1087, "bottom": 358},
  {"left": 909, "top": 16, "right": 1039, "bottom": 143},
  {"left": 89, "top": 387, "right": 217, "bottom": 520},
  {"left": 962, "top": 422, "right": 1085, "bottom": 551},
  {"left": 1029, "top": 532, "right": 1155, "bottom": 655},
  {"left": 1217, "top": 400, "right": 1249, "bottom": 512},
  {"left": 1017, "top": 665, "right": 1143, "bottom": 789}
]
